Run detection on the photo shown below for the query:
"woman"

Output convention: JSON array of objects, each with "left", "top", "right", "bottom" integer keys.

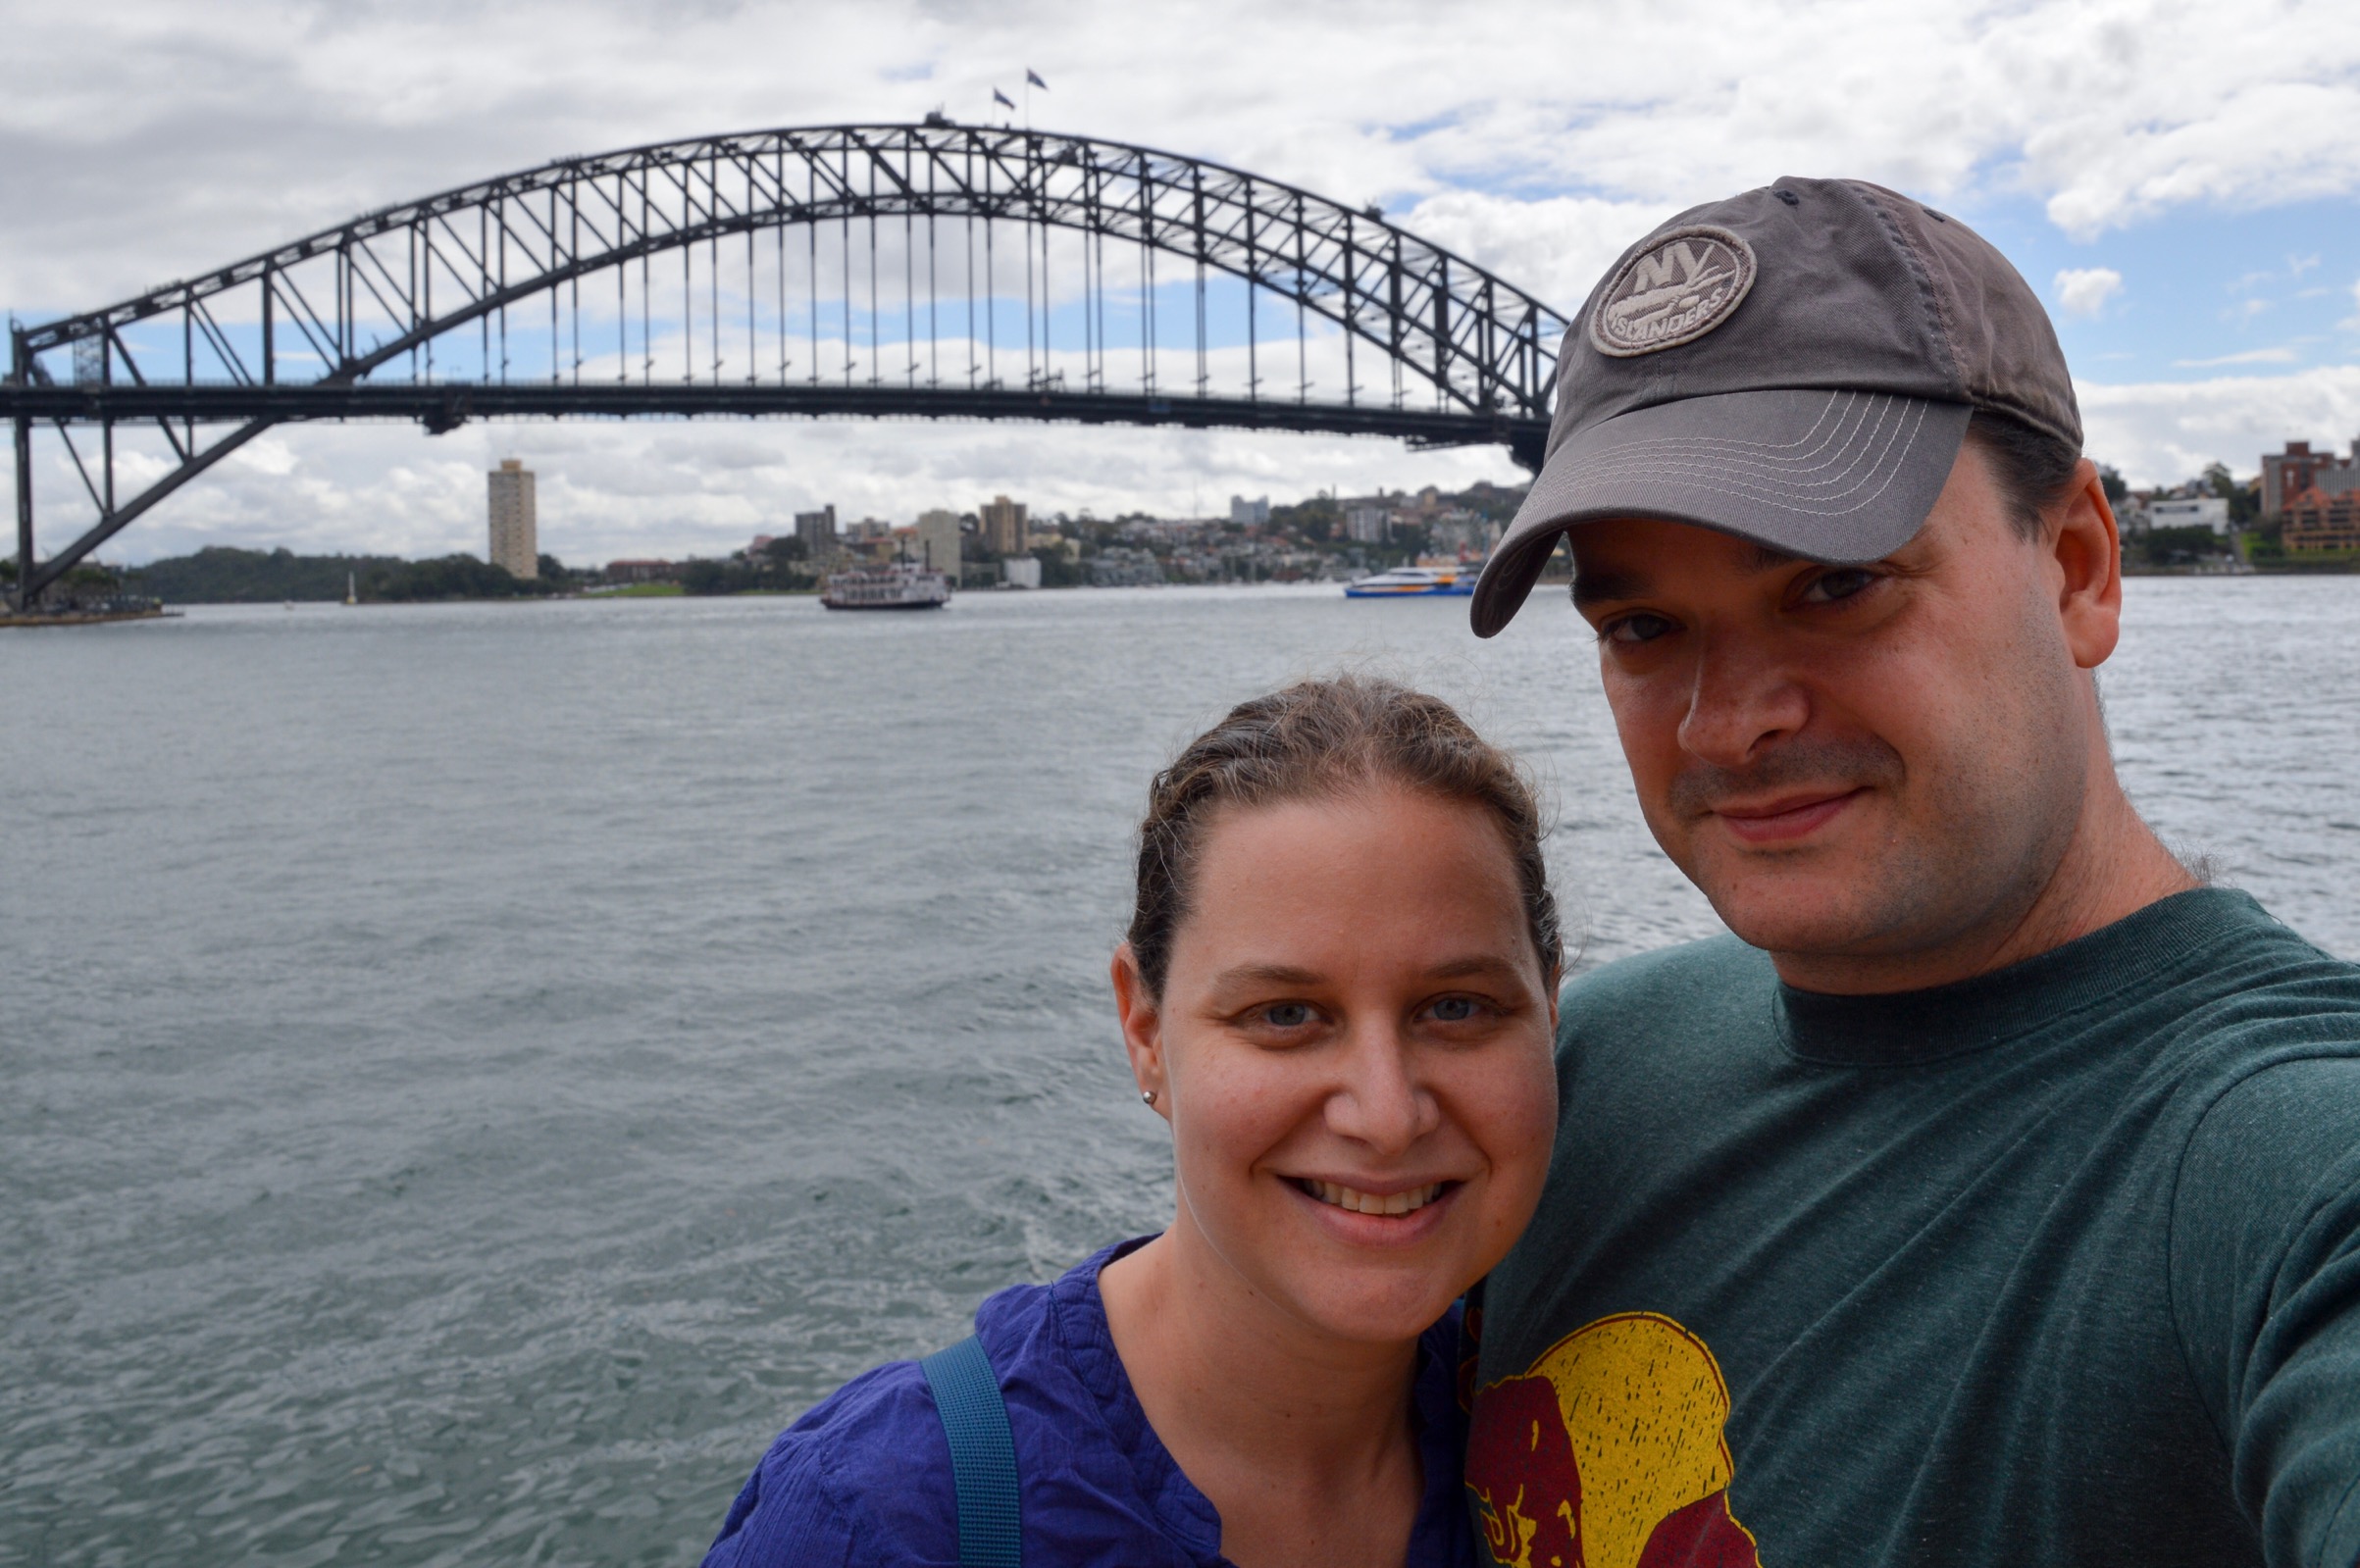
[{"left": 703, "top": 676, "right": 1563, "bottom": 1567}]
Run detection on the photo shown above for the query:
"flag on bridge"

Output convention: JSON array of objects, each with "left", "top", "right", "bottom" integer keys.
[
  {"left": 1026, "top": 69, "right": 1048, "bottom": 90},
  {"left": 992, "top": 86, "right": 1015, "bottom": 109}
]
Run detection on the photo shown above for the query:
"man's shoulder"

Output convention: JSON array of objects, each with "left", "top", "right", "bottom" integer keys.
[
  {"left": 2138, "top": 890, "right": 2360, "bottom": 1083},
  {"left": 1559, "top": 934, "right": 1777, "bottom": 1040}
]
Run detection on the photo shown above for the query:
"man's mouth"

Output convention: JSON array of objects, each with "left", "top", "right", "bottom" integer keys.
[
  {"left": 1294, "top": 1179, "right": 1450, "bottom": 1217},
  {"left": 1713, "top": 787, "right": 1866, "bottom": 845}
]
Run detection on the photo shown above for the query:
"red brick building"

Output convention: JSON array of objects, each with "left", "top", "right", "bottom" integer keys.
[
  {"left": 2261, "top": 439, "right": 2359, "bottom": 516},
  {"left": 2283, "top": 485, "right": 2360, "bottom": 552}
]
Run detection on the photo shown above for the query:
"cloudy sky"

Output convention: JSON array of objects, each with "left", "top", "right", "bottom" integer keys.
[{"left": 6, "top": 0, "right": 2360, "bottom": 565}]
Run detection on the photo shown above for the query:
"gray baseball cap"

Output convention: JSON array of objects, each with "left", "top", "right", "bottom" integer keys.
[{"left": 1470, "top": 177, "right": 2080, "bottom": 637}]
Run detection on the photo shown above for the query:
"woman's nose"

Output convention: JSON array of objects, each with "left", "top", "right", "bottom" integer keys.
[{"left": 1325, "top": 1025, "right": 1439, "bottom": 1155}]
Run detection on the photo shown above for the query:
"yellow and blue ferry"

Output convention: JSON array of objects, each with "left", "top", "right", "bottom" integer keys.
[{"left": 1343, "top": 563, "right": 1474, "bottom": 598}]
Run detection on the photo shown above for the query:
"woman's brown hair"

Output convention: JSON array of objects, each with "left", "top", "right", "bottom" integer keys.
[{"left": 1126, "top": 674, "right": 1562, "bottom": 996}]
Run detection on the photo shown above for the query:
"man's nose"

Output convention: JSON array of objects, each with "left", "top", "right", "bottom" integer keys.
[
  {"left": 1326, "top": 1024, "right": 1440, "bottom": 1156},
  {"left": 1675, "top": 631, "right": 1808, "bottom": 769}
]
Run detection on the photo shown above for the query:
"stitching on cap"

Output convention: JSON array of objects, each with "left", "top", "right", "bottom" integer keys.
[
  {"left": 1564, "top": 392, "right": 1901, "bottom": 489},
  {"left": 1547, "top": 398, "right": 1932, "bottom": 519},
  {"left": 1548, "top": 393, "right": 1929, "bottom": 507},
  {"left": 1846, "top": 181, "right": 1964, "bottom": 395}
]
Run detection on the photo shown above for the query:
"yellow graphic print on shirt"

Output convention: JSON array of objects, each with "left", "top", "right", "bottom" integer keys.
[{"left": 1465, "top": 1312, "right": 1763, "bottom": 1568}]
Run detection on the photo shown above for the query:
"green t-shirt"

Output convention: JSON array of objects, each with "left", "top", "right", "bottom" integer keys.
[{"left": 1466, "top": 888, "right": 2360, "bottom": 1568}]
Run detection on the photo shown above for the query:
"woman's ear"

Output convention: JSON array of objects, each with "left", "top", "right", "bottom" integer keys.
[{"left": 1110, "top": 942, "right": 1169, "bottom": 1119}]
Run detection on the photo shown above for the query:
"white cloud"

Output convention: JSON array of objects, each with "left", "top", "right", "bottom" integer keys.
[
  {"left": 2078, "top": 366, "right": 2360, "bottom": 484},
  {"left": 1398, "top": 191, "right": 1677, "bottom": 315},
  {"left": 2055, "top": 267, "right": 2126, "bottom": 319},
  {"left": 6, "top": 0, "right": 2359, "bottom": 311},
  {"left": 2172, "top": 347, "right": 2299, "bottom": 367}
]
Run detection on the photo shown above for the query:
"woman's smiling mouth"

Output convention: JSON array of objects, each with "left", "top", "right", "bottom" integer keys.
[{"left": 1294, "top": 1179, "right": 1451, "bottom": 1217}]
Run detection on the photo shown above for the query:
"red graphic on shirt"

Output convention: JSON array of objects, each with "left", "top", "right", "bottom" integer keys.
[{"left": 1465, "top": 1313, "right": 1761, "bottom": 1568}]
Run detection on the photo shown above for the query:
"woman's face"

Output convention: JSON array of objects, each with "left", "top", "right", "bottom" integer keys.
[{"left": 1115, "top": 785, "right": 1560, "bottom": 1344}]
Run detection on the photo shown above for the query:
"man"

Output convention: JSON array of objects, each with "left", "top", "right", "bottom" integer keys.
[{"left": 1460, "top": 177, "right": 2360, "bottom": 1568}]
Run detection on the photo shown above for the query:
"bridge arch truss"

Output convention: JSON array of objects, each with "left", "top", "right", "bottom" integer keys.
[{"left": 5, "top": 123, "right": 1567, "bottom": 604}]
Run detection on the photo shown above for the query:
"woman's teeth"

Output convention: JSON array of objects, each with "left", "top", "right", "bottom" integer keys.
[{"left": 1300, "top": 1179, "right": 1444, "bottom": 1217}]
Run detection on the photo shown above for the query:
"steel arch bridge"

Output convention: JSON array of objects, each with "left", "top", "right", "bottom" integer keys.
[{"left": 3, "top": 120, "right": 1569, "bottom": 606}]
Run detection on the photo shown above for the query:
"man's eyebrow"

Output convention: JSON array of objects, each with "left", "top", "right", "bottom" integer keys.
[
  {"left": 1570, "top": 567, "right": 1648, "bottom": 607},
  {"left": 1572, "top": 541, "right": 1804, "bottom": 605}
]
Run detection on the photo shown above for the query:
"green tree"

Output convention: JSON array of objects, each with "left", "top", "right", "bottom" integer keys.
[
  {"left": 2097, "top": 465, "right": 2129, "bottom": 504},
  {"left": 680, "top": 558, "right": 765, "bottom": 595},
  {"left": 1272, "top": 495, "right": 1341, "bottom": 542},
  {"left": 2204, "top": 462, "right": 2260, "bottom": 526},
  {"left": 368, "top": 554, "right": 552, "bottom": 601},
  {"left": 2140, "top": 524, "right": 2232, "bottom": 564},
  {"left": 1030, "top": 545, "right": 1085, "bottom": 587}
]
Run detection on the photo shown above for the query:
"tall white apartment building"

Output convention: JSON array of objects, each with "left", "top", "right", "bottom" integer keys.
[
  {"left": 911, "top": 508, "right": 962, "bottom": 578},
  {"left": 487, "top": 459, "right": 539, "bottom": 578}
]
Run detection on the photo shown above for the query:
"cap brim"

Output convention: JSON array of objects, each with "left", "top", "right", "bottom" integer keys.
[{"left": 1470, "top": 389, "right": 1972, "bottom": 637}]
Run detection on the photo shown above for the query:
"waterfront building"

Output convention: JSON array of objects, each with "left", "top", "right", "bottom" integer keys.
[
  {"left": 1343, "top": 500, "right": 1391, "bottom": 543},
  {"left": 912, "top": 508, "right": 961, "bottom": 578},
  {"left": 2283, "top": 485, "right": 2360, "bottom": 552},
  {"left": 605, "top": 558, "right": 675, "bottom": 583},
  {"left": 981, "top": 495, "right": 1028, "bottom": 555},
  {"left": 1088, "top": 546, "right": 1164, "bottom": 586},
  {"left": 2261, "top": 439, "right": 2360, "bottom": 516},
  {"left": 1002, "top": 556, "right": 1043, "bottom": 588},
  {"left": 795, "top": 505, "right": 838, "bottom": 560},
  {"left": 1428, "top": 513, "right": 1502, "bottom": 559},
  {"left": 2146, "top": 495, "right": 2230, "bottom": 534},
  {"left": 487, "top": 459, "right": 539, "bottom": 579},
  {"left": 1229, "top": 494, "right": 1270, "bottom": 527}
]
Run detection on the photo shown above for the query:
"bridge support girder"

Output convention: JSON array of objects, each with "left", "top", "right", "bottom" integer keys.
[{"left": 13, "top": 327, "right": 30, "bottom": 612}]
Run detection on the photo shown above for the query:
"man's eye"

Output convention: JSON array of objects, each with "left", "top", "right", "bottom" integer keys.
[
  {"left": 1257, "top": 1002, "right": 1314, "bottom": 1029},
  {"left": 1427, "top": 996, "right": 1480, "bottom": 1023},
  {"left": 1798, "top": 568, "right": 1877, "bottom": 605},
  {"left": 1605, "top": 612, "right": 1675, "bottom": 645}
]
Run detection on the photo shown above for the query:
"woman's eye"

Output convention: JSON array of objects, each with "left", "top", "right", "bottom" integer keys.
[
  {"left": 1604, "top": 612, "right": 1675, "bottom": 645},
  {"left": 1425, "top": 995, "right": 1485, "bottom": 1024},
  {"left": 1798, "top": 568, "right": 1877, "bottom": 606},
  {"left": 1257, "top": 1002, "right": 1314, "bottom": 1029}
]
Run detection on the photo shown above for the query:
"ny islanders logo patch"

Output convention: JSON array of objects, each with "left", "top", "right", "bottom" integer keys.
[
  {"left": 1588, "top": 227, "right": 1756, "bottom": 358},
  {"left": 1466, "top": 1312, "right": 1763, "bottom": 1568}
]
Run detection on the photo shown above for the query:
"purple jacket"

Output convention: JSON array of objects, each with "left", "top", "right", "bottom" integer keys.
[{"left": 702, "top": 1237, "right": 1476, "bottom": 1567}]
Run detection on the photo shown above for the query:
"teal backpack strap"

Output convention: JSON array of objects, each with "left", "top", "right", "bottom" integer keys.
[{"left": 919, "top": 1335, "right": 1022, "bottom": 1567}]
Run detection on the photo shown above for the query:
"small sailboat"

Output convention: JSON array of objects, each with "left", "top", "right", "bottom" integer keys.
[{"left": 344, "top": 572, "right": 357, "bottom": 606}]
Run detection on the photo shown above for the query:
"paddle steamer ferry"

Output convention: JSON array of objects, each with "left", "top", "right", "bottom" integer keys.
[{"left": 821, "top": 560, "right": 952, "bottom": 611}]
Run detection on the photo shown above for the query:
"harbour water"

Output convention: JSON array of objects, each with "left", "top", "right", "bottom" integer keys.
[{"left": 6, "top": 579, "right": 2356, "bottom": 1566}]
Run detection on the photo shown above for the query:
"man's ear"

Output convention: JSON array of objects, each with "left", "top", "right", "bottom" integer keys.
[
  {"left": 1110, "top": 943, "right": 1170, "bottom": 1120},
  {"left": 2053, "top": 457, "right": 2124, "bottom": 671}
]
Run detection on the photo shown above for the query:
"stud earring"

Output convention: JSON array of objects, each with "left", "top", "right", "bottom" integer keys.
[{"left": 1140, "top": 1088, "right": 1157, "bottom": 1106}]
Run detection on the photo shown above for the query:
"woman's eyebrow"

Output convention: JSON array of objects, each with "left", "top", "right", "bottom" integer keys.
[
  {"left": 1425, "top": 955, "right": 1528, "bottom": 982},
  {"left": 1210, "top": 956, "right": 1524, "bottom": 989},
  {"left": 1209, "top": 963, "right": 1325, "bottom": 988}
]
